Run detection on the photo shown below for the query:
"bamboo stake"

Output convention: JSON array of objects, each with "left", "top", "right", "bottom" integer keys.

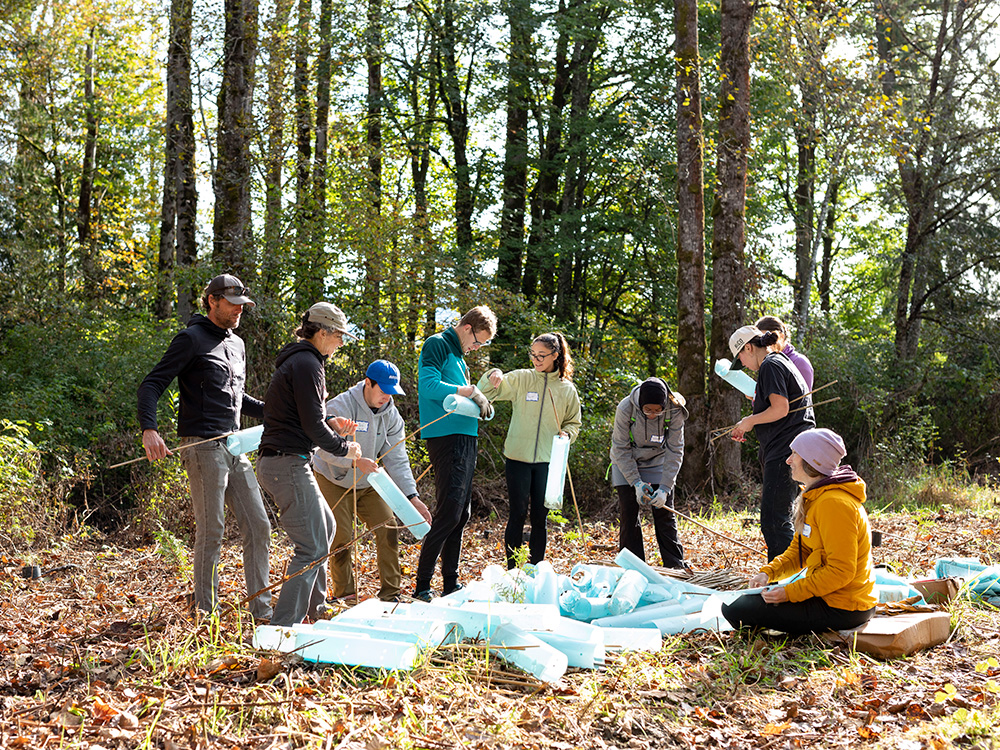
[
  {"left": 710, "top": 396, "right": 841, "bottom": 445},
  {"left": 107, "top": 431, "right": 237, "bottom": 469},
  {"left": 661, "top": 504, "right": 767, "bottom": 557},
  {"left": 709, "top": 380, "right": 840, "bottom": 439},
  {"left": 547, "top": 390, "right": 587, "bottom": 550},
  {"left": 351, "top": 430, "right": 359, "bottom": 601}
]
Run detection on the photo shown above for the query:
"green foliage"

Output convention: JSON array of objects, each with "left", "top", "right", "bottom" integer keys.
[{"left": 0, "top": 419, "right": 68, "bottom": 549}]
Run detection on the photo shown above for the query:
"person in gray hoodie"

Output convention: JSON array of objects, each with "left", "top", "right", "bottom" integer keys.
[
  {"left": 609, "top": 378, "right": 689, "bottom": 569},
  {"left": 313, "top": 360, "right": 432, "bottom": 601}
]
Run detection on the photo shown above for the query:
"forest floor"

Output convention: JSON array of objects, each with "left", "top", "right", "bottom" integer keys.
[{"left": 2, "top": 500, "right": 999, "bottom": 749}]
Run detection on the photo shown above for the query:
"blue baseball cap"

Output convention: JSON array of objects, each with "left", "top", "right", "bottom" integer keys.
[{"left": 366, "top": 360, "right": 404, "bottom": 395}]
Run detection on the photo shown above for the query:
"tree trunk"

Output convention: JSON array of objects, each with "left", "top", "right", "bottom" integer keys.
[
  {"left": 293, "top": 0, "right": 316, "bottom": 307},
  {"left": 262, "top": 0, "right": 293, "bottom": 299},
  {"left": 213, "top": 0, "right": 258, "bottom": 278},
  {"left": 819, "top": 181, "right": 839, "bottom": 314},
  {"left": 158, "top": 0, "right": 196, "bottom": 321},
  {"left": 312, "top": 0, "right": 333, "bottom": 281},
  {"left": 674, "top": 0, "right": 708, "bottom": 496},
  {"left": 708, "top": 0, "right": 755, "bottom": 490},
  {"left": 438, "top": 0, "right": 474, "bottom": 284},
  {"left": 523, "top": 0, "right": 570, "bottom": 303},
  {"left": 791, "top": 106, "right": 815, "bottom": 328},
  {"left": 175, "top": 0, "right": 198, "bottom": 323},
  {"left": 77, "top": 30, "right": 99, "bottom": 299},
  {"left": 364, "top": 0, "right": 383, "bottom": 356},
  {"left": 497, "top": 0, "right": 533, "bottom": 291}
]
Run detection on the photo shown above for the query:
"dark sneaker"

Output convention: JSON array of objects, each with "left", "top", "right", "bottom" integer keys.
[
  {"left": 443, "top": 582, "right": 465, "bottom": 596},
  {"left": 412, "top": 589, "right": 436, "bottom": 603}
]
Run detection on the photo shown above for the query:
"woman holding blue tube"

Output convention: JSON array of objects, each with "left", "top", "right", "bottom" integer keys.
[
  {"left": 478, "top": 333, "right": 582, "bottom": 569},
  {"left": 721, "top": 428, "right": 876, "bottom": 635}
]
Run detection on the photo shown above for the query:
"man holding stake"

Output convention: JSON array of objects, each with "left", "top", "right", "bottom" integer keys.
[
  {"left": 314, "top": 360, "right": 432, "bottom": 602},
  {"left": 137, "top": 274, "right": 272, "bottom": 621},
  {"left": 412, "top": 306, "right": 497, "bottom": 600}
]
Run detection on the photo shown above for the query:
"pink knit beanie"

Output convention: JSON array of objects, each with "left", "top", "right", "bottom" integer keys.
[{"left": 790, "top": 428, "right": 846, "bottom": 476}]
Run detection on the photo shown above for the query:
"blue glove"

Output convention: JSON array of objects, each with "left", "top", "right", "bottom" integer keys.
[{"left": 634, "top": 481, "right": 654, "bottom": 507}]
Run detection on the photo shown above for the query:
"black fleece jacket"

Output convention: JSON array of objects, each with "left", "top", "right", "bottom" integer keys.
[
  {"left": 259, "top": 341, "right": 349, "bottom": 457},
  {"left": 137, "top": 315, "right": 264, "bottom": 438}
]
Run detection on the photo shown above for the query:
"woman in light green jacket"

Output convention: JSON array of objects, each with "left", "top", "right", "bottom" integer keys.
[{"left": 478, "top": 332, "right": 582, "bottom": 568}]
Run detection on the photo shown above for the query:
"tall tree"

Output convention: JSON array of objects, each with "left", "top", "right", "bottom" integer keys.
[
  {"left": 674, "top": 0, "right": 708, "bottom": 494},
  {"left": 157, "top": 0, "right": 197, "bottom": 321},
  {"left": 876, "top": 0, "right": 1000, "bottom": 361},
  {"left": 364, "top": 0, "right": 383, "bottom": 354},
  {"left": 261, "top": 0, "right": 293, "bottom": 299},
  {"left": 77, "top": 27, "right": 99, "bottom": 299},
  {"left": 214, "top": 0, "right": 259, "bottom": 278},
  {"left": 496, "top": 0, "right": 534, "bottom": 292},
  {"left": 708, "top": 0, "right": 755, "bottom": 488}
]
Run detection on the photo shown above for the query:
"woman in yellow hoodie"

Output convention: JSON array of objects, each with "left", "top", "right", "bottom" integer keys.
[
  {"left": 478, "top": 332, "right": 582, "bottom": 568},
  {"left": 721, "top": 428, "right": 876, "bottom": 635}
]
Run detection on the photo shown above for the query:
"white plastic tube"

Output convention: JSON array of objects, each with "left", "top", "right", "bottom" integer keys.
[
  {"left": 543, "top": 434, "right": 570, "bottom": 509},
  {"left": 714, "top": 359, "right": 757, "bottom": 398},
  {"left": 608, "top": 570, "right": 649, "bottom": 616},
  {"left": 367, "top": 468, "right": 432, "bottom": 539},
  {"left": 226, "top": 425, "right": 264, "bottom": 456},
  {"left": 489, "top": 623, "right": 568, "bottom": 684},
  {"left": 443, "top": 393, "right": 494, "bottom": 421}
]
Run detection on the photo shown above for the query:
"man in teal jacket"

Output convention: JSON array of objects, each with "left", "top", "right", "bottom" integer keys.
[{"left": 413, "top": 306, "right": 497, "bottom": 600}]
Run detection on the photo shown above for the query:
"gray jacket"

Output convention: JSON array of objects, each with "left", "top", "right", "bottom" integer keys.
[
  {"left": 609, "top": 380, "right": 688, "bottom": 488},
  {"left": 312, "top": 381, "right": 418, "bottom": 497}
]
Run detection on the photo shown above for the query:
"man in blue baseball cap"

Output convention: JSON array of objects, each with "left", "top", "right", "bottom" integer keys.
[{"left": 313, "top": 360, "right": 431, "bottom": 601}]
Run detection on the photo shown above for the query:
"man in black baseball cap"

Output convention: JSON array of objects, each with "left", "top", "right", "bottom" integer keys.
[{"left": 137, "top": 272, "right": 272, "bottom": 621}]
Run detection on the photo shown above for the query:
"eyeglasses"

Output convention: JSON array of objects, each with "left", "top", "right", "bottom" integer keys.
[
  {"left": 528, "top": 349, "right": 556, "bottom": 362},
  {"left": 471, "top": 329, "right": 493, "bottom": 347},
  {"left": 641, "top": 406, "right": 665, "bottom": 418}
]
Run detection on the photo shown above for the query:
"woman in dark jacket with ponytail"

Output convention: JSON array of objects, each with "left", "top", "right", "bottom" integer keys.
[
  {"left": 728, "top": 325, "right": 815, "bottom": 560},
  {"left": 257, "top": 302, "right": 361, "bottom": 626}
]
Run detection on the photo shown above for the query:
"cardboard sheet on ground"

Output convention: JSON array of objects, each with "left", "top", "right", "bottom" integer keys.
[{"left": 828, "top": 611, "right": 951, "bottom": 658}]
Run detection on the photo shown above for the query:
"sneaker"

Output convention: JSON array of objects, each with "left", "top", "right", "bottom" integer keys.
[
  {"left": 312, "top": 604, "right": 336, "bottom": 620},
  {"left": 442, "top": 582, "right": 465, "bottom": 596},
  {"left": 412, "top": 589, "right": 436, "bottom": 603}
]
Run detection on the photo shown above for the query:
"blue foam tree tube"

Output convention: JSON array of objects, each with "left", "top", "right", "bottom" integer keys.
[
  {"left": 559, "top": 589, "right": 591, "bottom": 620},
  {"left": 442, "top": 393, "right": 494, "bottom": 421},
  {"left": 714, "top": 358, "right": 757, "bottom": 399},
  {"left": 531, "top": 618, "right": 606, "bottom": 669},
  {"left": 600, "top": 626, "right": 662, "bottom": 652},
  {"left": 543, "top": 434, "right": 571, "bottom": 509},
  {"left": 226, "top": 425, "right": 264, "bottom": 456},
  {"left": 367, "top": 468, "right": 432, "bottom": 539},
  {"left": 608, "top": 570, "right": 649, "bottom": 616},
  {"left": 591, "top": 599, "right": 702, "bottom": 628},
  {"left": 490, "top": 623, "right": 568, "bottom": 683},
  {"left": 531, "top": 561, "right": 559, "bottom": 605},
  {"left": 583, "top": 597, "right": 612, "bottom": 620}
]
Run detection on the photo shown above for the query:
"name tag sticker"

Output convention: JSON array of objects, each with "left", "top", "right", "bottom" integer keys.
[
  {"left": 356, "top": 421, "right": 370, "bottom": 433},
  {"left": 651, "top": 435, "right": 664, "bottom": 443},
  {"left": 802, "top": 523, "right": 812, "bottom": 538},
  {"left": 526, "top": 392, "right": 540, "bottom": 402}
]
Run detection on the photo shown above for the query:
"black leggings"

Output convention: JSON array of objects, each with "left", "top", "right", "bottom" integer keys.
[
  {"left": 504, "top": 458, "right": 550, "bottom": 568},
  {"left": 616, "top": 484, "right": 684, "bottom": 568},
  {"left": 760, "top": 456, "right": 798, "bottom": 561},
  {"left": 721, "top": 593, "right": 875, "bottom": 636}
]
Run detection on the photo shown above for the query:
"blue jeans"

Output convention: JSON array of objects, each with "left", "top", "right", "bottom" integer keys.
[
  {"left": 257, "top": 454, "right": 335, "bottom": 626},
  {"left": 415, "top": 434, "right": 477, "bottom": 593},
  {"left": 180, "top": 438, "right": 272, "bottom": 619}
]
